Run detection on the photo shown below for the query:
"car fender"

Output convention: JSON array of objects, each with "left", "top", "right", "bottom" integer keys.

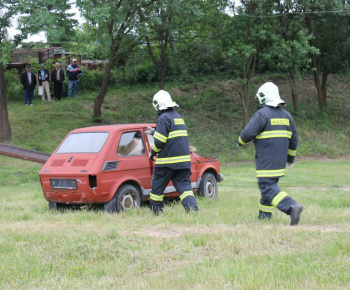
[
  {"left": 106, "top": 176, "right": 144, "bottom": 202},
  {"left": 197, "top": 165, "right": 221, "bottom": 182}
]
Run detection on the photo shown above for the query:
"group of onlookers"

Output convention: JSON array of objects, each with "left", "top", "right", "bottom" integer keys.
[{"left": 20, "top": 59, "right": 82, "bottom": 106}]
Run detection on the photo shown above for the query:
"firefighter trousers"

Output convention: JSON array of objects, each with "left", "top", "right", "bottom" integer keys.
[
  {"left": 258, "top": 177, "right": 295, "bottom": 219},
  {"left": 150, "top": 167, "right": 198, "bottom": 213}
]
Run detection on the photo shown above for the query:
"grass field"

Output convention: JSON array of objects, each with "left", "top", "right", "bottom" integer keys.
[
  {"left": 1, "top": 74, "right": 350, "bottom": 288},
  {"left": 4, "top": 74, "right": 350, "bottom": 163},
  {"left": 1, "top": 157, "right": 349, "bottom": 289}
]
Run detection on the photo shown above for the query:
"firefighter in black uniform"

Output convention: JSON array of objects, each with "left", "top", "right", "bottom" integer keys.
[
  {"left": 237, "top": 82, "right": 303, "bottom": 225},
  {"left": 149, "top": 90, "right": 199, "bottom": 214}
]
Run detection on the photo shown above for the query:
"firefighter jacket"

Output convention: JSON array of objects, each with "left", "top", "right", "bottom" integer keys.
[
  {"left": 238, "top": 104, "right": 298, "bottom": 178},
  {"left": 151, "top": 108, "right": 191, "bottom": 170}
]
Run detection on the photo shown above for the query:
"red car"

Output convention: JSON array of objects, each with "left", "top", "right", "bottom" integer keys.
[{"left": 39, "top": 124, "right": 224, "bottom": 212}]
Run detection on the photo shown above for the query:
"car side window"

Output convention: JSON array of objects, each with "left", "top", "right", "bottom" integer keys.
[
  {"left": 117, "top": 131, "right": 145, "bottom": 156},
  {"left": 147, "top": 134, "right": 154, "bottom": 147}
]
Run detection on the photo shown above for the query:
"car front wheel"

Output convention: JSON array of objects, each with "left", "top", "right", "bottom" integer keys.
[
  {"left": 104, "top": 184, "right": 141, "bottom": 213},
  {"left": 198, "top": 173, "right": 218, "bottom": 200}
]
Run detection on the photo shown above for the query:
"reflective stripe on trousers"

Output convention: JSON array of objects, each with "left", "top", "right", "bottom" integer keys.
[{"left": 258, "top": 177, "right": 295, "bottom": 214}]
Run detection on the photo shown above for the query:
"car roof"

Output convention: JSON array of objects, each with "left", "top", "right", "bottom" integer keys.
[{"left": 69, "top": 123, "right": 156, "bottom": 134}]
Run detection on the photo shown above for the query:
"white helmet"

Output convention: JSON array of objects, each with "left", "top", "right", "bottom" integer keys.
[
  {"left": 256, "top": 82, "right": 286, "bottom": 107},
  {"left": 152, "top": 90, "right": 179, "bottom": 111}
]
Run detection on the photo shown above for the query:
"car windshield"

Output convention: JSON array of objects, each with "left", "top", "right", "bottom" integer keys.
[{"left": 56, "top": 132, "right": 109, "bottom": 153}]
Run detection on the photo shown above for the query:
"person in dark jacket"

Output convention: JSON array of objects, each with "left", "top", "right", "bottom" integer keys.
[
  {"left": 237, "top": 82, "right": 303, "bottom": 225},
  {"left": 149, "top": 90, "right": 198, "bottom": 214},
  {"left": 51, "top": 62, "right": 65, "bottom": 100},
  {"left": 37, "top": 63, "right": 51, "bottom": 102},
  {"left": 20, "top": 64, "right": 37, "bottom": 106},
  {"left": 66, "top": 58, "right": 82, "bottom": 97}
]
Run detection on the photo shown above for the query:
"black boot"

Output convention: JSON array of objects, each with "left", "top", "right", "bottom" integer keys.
[
  {"left": 289, "top": 202, "right": 303, "bottom": 226},
  {"left": 182, "top": 196, "right": 198, "bottom": 212},
  {"left": 150, "top": 200, "right": 164, "bottom": 215},
  {"left": 258, "top": 210, "right": 272, "bottom": 220}
]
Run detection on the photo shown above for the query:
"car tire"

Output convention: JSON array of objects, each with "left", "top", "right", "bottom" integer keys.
[
  {"left": 198, "top": 173, "right": 218, "bottom": 200},
  {"left": 103, "top": 184, "right": 141, "bottom": 213}
]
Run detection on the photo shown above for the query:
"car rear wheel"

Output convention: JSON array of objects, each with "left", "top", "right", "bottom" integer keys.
[
  {"left": 104, "top": 184, "right": 141, "bottom": 213},
  {"left": 198, "top": 173, "right": 218, "bottom": 200}
]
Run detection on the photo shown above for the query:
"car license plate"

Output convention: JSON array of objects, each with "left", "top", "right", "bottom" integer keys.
[{"left": 50, "top": 179, "right": 77, "bottom": 189}]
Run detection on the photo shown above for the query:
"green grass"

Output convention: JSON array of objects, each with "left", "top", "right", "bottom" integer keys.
[
  {"left": 0, "top": 157, "right": 349, "bottom": 289},
  {"left": 4, "top": 74, "right": 350, "bottom": 162},
  {"left": 1, "top": 74, "right": 350, "bottom": 288}
]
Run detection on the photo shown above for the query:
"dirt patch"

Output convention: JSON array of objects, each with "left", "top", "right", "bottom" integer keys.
[
  {"left": 222, "top": 156, "right": 350, "bottom": 167},
  {"left": 295, "top": 155, "right": 350, "bottom": 162},
  {"left": 297, "top": 224, "right": 350, "bottom": 233},
  {"left": 287, "top": 186, "right": 350, "bottom": 191},
  {"left": 130, "top": 224, "right": 237, "bottom": 238}
]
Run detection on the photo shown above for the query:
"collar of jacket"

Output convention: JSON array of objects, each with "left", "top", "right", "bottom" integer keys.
[{"left": 157, "top": 107, "right": 174, "bottom": 116}]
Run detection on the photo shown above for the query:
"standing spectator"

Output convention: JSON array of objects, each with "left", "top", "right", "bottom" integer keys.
[
  {"left": 66, "top": 58, "right": 82, "bottom": 97},
  {"left": 51, "top": 62, "right": 65, "bottom": 100},
  {"left": 37, "top": 63, "right": 51, "bottom": 102},
  {"left": 20, "top": 64, "right": 37, "bottom": 106}
]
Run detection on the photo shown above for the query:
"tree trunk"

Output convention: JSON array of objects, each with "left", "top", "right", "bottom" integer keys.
[
  {"left": 0, "top": 63, "right": 12, "bottom": 141},
  {"left": 158, "top": 64, "right": 165, "bottom": 89},
  {"left": 320, "top": 71, "right": 328, "bottom": 107},
  {"left": 311, "top": 54, "right": 327, "bottom": 109},
  {"left": 242, "top": 82, "right": 250, "bottom": 126},
  {"left": 240, "top": 52, "right": 257, "bottom": 127},
  {"left": 93, "top": 49, "right": 116, "bottom": 121},
  {"left": 158, "top": 40, "right": 166, "bottom": 90},
  {"left": 145, "top": 35, "right": 165, "bottom": 89},
  {"left": 287, "top": 67, "right": 299, "bottom": 111},
  {"left": 242, "top": 97, "right": 250, "bottom": 126}
]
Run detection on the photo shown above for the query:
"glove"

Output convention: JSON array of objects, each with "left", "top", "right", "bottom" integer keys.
[
  {"left": 237, "top": 142, "right": 247, "bottom": 148},
  {"left": 145, "top": 126, "right": 155, "bottom": 135},
  {"left": 149, "top": 152, "right": 156, "bottom": 162},
  {"left": 287, "top": 163, "right": 294, "bottom": 169}
]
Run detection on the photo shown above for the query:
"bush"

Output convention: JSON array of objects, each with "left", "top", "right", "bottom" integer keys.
[
  {"left": 78, "top": 69, "right": 105, "bottom": 91},
  {"left": 126, "top": 62, "right": 158, "bottom": 85},
  {"left": 5, "top": 69, "right": 23, "bottom": 101}
]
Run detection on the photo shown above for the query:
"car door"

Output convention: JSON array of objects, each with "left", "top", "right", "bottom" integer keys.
[{"left": 100, "top": 129, "right": 153, "bottom": 200}]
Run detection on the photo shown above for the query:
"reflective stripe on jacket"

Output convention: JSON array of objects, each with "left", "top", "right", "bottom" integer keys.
[
  {"left": 238, "top": 104, "right": 298, "bottom": 178},
  {"left": 151, "top": 108, "right": 191, "bottom": 169}
]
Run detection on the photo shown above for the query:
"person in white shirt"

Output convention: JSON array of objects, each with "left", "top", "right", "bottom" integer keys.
[{"left": 51, "top": 62, "right": 65, "bottom": 100}]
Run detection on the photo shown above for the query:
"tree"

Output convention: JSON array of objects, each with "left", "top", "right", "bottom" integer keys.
[
  {"left": 223, "top": 0, "right": 273, "bottom": 125},
  {"left": 77, "top": 0, "right": 155, "bottom": 121},
  {"left": 302, "top": 0, "right": 350, "bottom": 108},
  {"left": 17, "top": 0, "right": 77, "bottom": 44},
  {"left": 68, "top": 23, "right": 110, "bottom": 60},
  {"left": 264, "top": 1, "right": 318, "bottom": 111},
  {"left": 0, "top": 1, "right": 18, "bottom": 141},
  {"left": 138, "top": 0, "right": 206, "bottom": 89},
  {"left": 0, "top": 0, "right": 76, "bottom": 141}
]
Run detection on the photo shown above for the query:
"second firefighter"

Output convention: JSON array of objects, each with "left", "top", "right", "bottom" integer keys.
[{"left": 237, "top": 82, "right": 303, "bottom": 225}]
